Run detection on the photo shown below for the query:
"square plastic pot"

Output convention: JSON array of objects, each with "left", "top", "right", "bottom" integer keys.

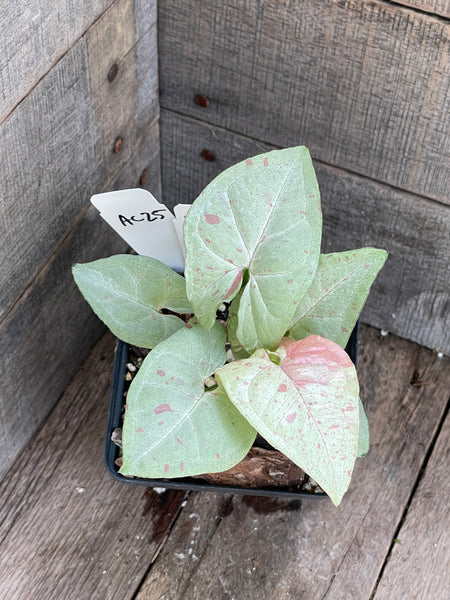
[{"left": 104, "top": 323, "right": 359, "bottom": 499}]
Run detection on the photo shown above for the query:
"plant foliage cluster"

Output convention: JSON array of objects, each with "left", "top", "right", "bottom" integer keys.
[{"left": 73, "top": 147, "right": 387, "bottom": 505}]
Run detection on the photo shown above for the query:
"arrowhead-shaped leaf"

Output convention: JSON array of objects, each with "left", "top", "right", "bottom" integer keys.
[
  {"left": 216, "top": 335, "right": 360, "bottom": 505},
  {"left": 357, "top": 397, "right": 369, "bottom": 457},
  {"left": 184, "top": 146, "right": 322, "bottom": 351},
  {"left": 72, "top": 254, "right": 192, "bottom": 348},
  {"left": 289, "top": 248, "right": 388, "bottom": 347},
  {"left": 120, "top": 323, "right": 257, "bottom": 478}
]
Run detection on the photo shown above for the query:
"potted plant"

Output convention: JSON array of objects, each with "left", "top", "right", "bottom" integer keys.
[{"left": 73, "top": 146, "right": 387, "bottom": 506}]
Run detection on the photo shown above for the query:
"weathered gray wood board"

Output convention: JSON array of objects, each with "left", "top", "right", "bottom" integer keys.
[
  {"left": 158, "top": 0, "right": 450, "bottom": 203},
  {"left": 1, "top": 326, "right": 449, "bottom": 599},
  {"left": 0, "top": 0, "right": 160, "bottom": 480},
  {"left": 0, "top": 333, "right": 187, "bottom": 600},
  {"left": 395, "top": 0, "right": 450, "bottom": 18},
  {"left": 160, "top": 111, "right": 450, "bottom": 354},
  {"left": 133, "top": 327, "right": 450, "bottom": 599},
  {"left": 0, "top": 1, "right": 114, "bottom": 123},
  {"left": 0, "top": 122, "right": 160, "bottom": 482},
  {"left": 373, "top": 411, "right": 450, "bottom": 600},
  {"left": 0, "top": 0, "right": 158, "bottom": 319}
]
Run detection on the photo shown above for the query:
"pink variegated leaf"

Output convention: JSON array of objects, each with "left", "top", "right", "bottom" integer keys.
[{"left": 216, "top": 335, "right": 359, "bottom": 505}]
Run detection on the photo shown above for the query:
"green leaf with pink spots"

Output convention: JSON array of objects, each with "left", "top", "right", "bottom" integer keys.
[
  {"left": 72, "top": 254, "right": 192, "bottom": 348},
  {"left": 288, "top": 248, "right": 388, "bottom": 347},
  {"left": 120, "top": 322, "right": 256, "bottom": 479},
  {"left": 216, "top": 335, "right": 360, "bottom": 506},
  {"left": 184, "top": 146, "right": 322, "bottom": 352}
]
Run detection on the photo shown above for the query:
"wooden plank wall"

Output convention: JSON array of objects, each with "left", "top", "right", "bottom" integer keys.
[
  {"left": 395, "top": 0, "right": 450, "bottom": 18},
  {"left": 158, "top": 0, "right": 450, "bottom": 355},
  {"left": 0, "top": 0, "right": 161, "bottom": 480}
]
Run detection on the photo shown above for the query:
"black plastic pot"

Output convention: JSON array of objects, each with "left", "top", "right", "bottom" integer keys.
[{"left": 104, "top": 323, "right": 359, "bottom": 499}]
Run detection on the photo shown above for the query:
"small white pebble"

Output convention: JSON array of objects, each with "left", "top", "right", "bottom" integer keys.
[
  {"left": 189, "top": 513, "right": 199, "bottom": 519},
  {"left": 181, "top": 500, "right": 187, "bottom": 507},
  {"left": 153, "top": 487, "right": 166, "bottom": 494},
  {"left": 380, "top": 329, "right": 389, "bottom": 337},
  {"left": 437, "top": 352, "right": 443, "bottom": 359},
  {"left": 102, "top": 570, "right": 107, "bottom": 575},
  {"left": 204, "top": 376, "right": 216, "bottom": 387},
  {"left": 193, "top": 526, "right": 200, "bottom": 531},
  {"left": 175, "top": 552, "right": 186, "bottom": 559},
  {"left": 127, "top": 362, "right": 137, "bottom": 372},
  {"left": 391, "top": 313, "right": 396, "bottom": 319},
  {"left": 75, "top": 487, "right": 85, "bottom": 494},
  {"left": 188, "top": 548, "right": 193, "bottom": 555}
]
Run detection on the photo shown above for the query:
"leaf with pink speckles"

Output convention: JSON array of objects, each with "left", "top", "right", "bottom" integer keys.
[
  {"left": 120, "top": 322, "right": 256, "bottom": 479},
  {"left": 184, "top": 146, "right": 322, "bottom": 352},
  {"left": 72, "top": 254, "right": 192, "bottom": 348},
  {"left": 216, "top": 335, "right": 360, "bottom": 505},
  {"left": 289, "top": 248, "right": 388, "bottom": 347}
]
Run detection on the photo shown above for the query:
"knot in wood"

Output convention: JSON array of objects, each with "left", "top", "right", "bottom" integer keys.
[
  {"left": 194, "top": 94, "right": 210, "bottom": 107},
  {"left": 139, "top": 168, "right": 148, "bottom": 186},
  {"left": 108, "top": 63, "right": 119, "bottom": 83},
  {"left": 201, "top": 148, "right": 216, "bottom": 162},
  {"left": 113, "top": 136, "right": 123, "bottom": 153}
]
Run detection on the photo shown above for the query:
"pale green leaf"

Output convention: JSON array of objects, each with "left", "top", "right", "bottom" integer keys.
[
  {"left": 184, "top": 146, "right": 322, "bottom": 351},
  {"left": 227, "top": 289, "right": 251, "bottom": 360},
  {"left": 357, "top": 397, "right": 369, "bottom": 457},
  {"left": 216, "top": 335, "right": 360, "bottom": 505},
  {"left": 120, "top": 323, "right": 257, "bottom": 478},
  {"left": 72, "top": 254, "right": 192, "bottom": 348},
  {"left": 289, "top": 248, "right": 388, "bottom": 347}
]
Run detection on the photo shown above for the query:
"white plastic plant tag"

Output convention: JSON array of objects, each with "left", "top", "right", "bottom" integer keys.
[
  {"left": 172, "top": 204, "right": 192, "bottom": 258},
  {"left": 91, "top": 189, "right": 185, "bottom": 272}
]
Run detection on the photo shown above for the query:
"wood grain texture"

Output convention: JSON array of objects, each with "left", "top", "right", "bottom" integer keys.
[
  {"left": 0, "top": 332, "right": 187, "bottom": 600},
  {"left": 373, "top": 410, "right": 450, "bottom": 600},
  {"left": 394, "top": 0, "right": 450, "bottom": 18},
  {"left": 1, "top": 329, "right": 448, "bottom": 598},
  {"left": 0, "top": 123, "right": 161, "bottom": 482},
  {"left": 134, "top": 326, "right": 450, "bottom": 600},
  {"left": 0, "top": 0, "right": 114, "bottom": 123},
  {"left": 193, "top": 447, "right": 307, "bottom": 490},
  {"left": 160, "top": 110, "right": 450, "bottom": 354},
  {"left": 0, "top": 0, "right": 158, "bottom": 319},
  {"left": 158, "top": 0, "right": 450, "bottom": 203}
]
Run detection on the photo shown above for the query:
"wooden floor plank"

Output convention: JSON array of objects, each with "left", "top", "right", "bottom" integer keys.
[
  {"left": 0, "top": 333, "right": 186, "bottom": 600},
  {"left": 135, "top": 326, "right": 449, "bottom": 600},
  {"left": 373, "top": 410, "right": 450, "bottom": 600},
  {"left": 1, "top": 326, "right": 448, "bottom": 599}
]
